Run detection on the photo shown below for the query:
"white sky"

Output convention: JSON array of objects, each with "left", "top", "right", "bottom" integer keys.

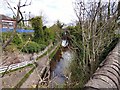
[
  {"left": 0, "top": 0, "right": 77, "bottom": 26},
  {"left": 0, "top": 0, "right": 118, "bottom": 26}
]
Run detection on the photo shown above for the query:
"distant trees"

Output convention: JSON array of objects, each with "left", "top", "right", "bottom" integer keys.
[
  {"left": 30, "top": 16, "right": 63, "bottom": 46},
  {"left": 49, "top": 22, "right": 63, "bottom": 42},
  {"left": 56, "top": 20, "right": 64, "bottom": 29}
]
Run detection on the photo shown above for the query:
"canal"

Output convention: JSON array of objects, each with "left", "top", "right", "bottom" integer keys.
[{"left": 50, "top": 45, "right": 74, "bottom": 88}]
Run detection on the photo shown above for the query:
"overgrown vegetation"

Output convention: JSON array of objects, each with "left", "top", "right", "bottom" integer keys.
[
  {"left": 2, "top": 0, "right": 120, "bottom": 89},
  {"left": 67, "top": 0, "right": 119, "bottom": 88},
  {"left": 2, "top": 16, "right": 62, "bottom": 54},
  {"left": 30, "top": 16, "right": 44, "bottom": 44},
  {"left": 21, "top": 41, "right": 41, "bottom": 53}
]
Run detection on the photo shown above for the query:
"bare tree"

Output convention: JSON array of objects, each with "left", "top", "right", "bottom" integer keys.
[
  {"left": 1, "top": 0, "right": 32, "bottom": 77},
  {"left": 2, "top": 0, "right": 32, "bottom": 49},
  {"left": 118, "top": 0, "right": 120, "bottom": 16},
  {"left": 72, "top": 0, "right": 118, "bottom": 78}
]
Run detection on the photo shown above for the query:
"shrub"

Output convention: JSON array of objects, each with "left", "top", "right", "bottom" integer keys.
[
  {"left": 21, "top": 33, "right": 33, "bottom": 41},
  {"left": 22, "top": 41, "right": 40, "bottom": 53},
  {"left": 39, "top": 44, "right": 46, "bottom": 51},
  {"left": 4, "top": 43, "right": 18, "bottom": 52},
  {"left": 12, "top": 34, "right": 22, "bottom": 45},
  {"left": 2, "top": 32, "right": 12, "bottom": 43}
]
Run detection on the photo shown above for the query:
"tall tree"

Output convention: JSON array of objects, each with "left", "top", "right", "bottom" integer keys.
[
  {"left": 30, "top": 16, "right": 44, "bottom": 43},
  {"left": 69, "top": 0, "right": 118, "bottom": 87}
]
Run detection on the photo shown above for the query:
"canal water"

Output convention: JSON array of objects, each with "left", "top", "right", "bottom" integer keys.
[{"left": 50, "top": 47, "right": 74, "bottom": 88}]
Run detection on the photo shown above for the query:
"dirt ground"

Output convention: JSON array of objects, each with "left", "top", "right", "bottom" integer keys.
[
  {"left": 1, "top": 65, "right": 33, "bottom": 88},
  {"left": 2, "top": 51, "right": 33, "bottom": 66},
  {"left": 21, "top": 44, "right": 60, "bottom": 88},
  {"left": 1, "top": 43, "right": 59, "bottom": 88}
]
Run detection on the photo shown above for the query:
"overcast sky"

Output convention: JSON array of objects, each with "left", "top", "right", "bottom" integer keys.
[
  {"left": 0, "top": 0, "right": 77, "bottom": 26},
  {"left": 0, "top": 0, "right": 118, "bottom": 26}
]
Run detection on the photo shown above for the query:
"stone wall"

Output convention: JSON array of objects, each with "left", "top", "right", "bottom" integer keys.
[{"left": 84, "top": 40, "right": 120, "bottom": 90}]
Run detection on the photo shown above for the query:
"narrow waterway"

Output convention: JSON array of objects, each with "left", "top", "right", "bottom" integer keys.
[{"left": 50, "top": 47, "right": 74, "bottom": 88}]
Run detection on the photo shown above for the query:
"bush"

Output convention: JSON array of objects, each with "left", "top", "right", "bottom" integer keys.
[
  {"left": 12, "top": 34, "right": 22, "bottom": 45},
  {"left": 4, "top": 44, "right": 18, "bottom": 52},
  {"left": 21, "top": 33, "right": 33, "bottom": 41},
  {"left": 99, "top": 37, "right": 119, "bottom": 64},
  {"left": 2, "top": 32, "right": 12, "bottom": 43},
  {"left": 22, "top": 41, "right": 40, "bottom": 53},
  {"left": 39, "top": 44, "right": 46, "bottom": 51}
]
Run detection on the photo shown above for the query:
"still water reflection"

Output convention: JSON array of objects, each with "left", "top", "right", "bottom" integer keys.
[{"left": 50, "top": 48, "right": 74, "bottom": 87}]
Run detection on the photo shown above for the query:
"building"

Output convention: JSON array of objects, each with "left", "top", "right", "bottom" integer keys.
[{"left": 0, "top": 14, "right": 16, "bottom": 31}]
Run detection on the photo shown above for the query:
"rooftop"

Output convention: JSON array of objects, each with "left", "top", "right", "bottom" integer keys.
[{"left": 0, "top": 14, "right": 15, "bottom": 21}]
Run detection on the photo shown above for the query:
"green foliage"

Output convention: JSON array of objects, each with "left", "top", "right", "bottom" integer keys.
[
  {"left": 49, "top": 24, "right": 63, "bottom": 41},
  {"left": 67, "top": 23, "right": 118, "bottom": 88},
  {"left": 115, "top": 34, "right": 120, "bottom": 38},
  {"left": 4, "top": 43, "right": 18, "bottom": 52},
  {"left": 69, "top": 59, "right": 87, "bottom": 88},
  {"left": 2, "top": 32, "right": 12, "bottom": 43},
  {"left": 99, "top": 37, "right": 119, "bottom": 64},
  {"left": 42, "top": 27, "right": 52, "bottom": 44},
  {"left": 12, "top": 34, "right": 22, "bottom": 45},
  {"left": 21, "top": 33, "right": 33, "bottom": 41},
  {"left": 30, "top": 16, "right": 44, "bottom": 43},
  {"left": 22, "top": 41, "right": 40, "bottom": 53},
  {"left": 39, "top": 44, "right": 46, "bottom": 51},
  {"left": 48, "top": 28, "right": 55, "bottom": 40},
  {"left": 67, "top": 25, "right": 82, "bottom": 41}
]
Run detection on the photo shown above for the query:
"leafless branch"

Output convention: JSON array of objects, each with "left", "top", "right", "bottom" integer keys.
[
  {"left": 5, "top": 0, "right": 16, "bottom": 17},
  {"left": 2, "top": 0, "right": 31, "bottom": 49}
]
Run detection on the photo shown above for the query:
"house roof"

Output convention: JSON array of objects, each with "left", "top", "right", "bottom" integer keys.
[{"left": 0, "top": 14, "right": 15, "bottom": 21}]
